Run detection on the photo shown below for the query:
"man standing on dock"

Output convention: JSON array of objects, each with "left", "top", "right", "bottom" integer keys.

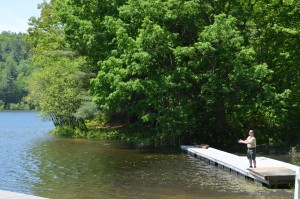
[{"left": 238, "top": 130, "right": 256, "bottom": 168}]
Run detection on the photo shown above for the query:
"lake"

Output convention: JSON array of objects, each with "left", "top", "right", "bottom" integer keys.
[{"left": 0, "top": 112, "right": 294, "bottom": 198}]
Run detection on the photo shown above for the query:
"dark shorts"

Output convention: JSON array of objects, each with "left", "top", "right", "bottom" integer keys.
[{"left": 247, "top": 148, "right": 256, "bottom": 160}]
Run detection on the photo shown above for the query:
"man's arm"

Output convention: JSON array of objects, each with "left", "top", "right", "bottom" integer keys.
[{"left": 238, "top": 137, "right": 253, "bottom": 144}]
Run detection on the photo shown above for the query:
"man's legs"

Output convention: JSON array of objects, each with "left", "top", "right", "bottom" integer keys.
[
  {"left": 249, "top": 159, "right": 253, "bottom": 167},
  {"left": 247, "top": 149, "right": 256, "bottom": 168},
  {"left": 253, "top": 159, "right": 256, "bottom": 168}
]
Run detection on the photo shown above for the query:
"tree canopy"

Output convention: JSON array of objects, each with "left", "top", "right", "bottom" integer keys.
[
  {"left": 5, "top": 0, "right": 299, "bottom": 147},
  {"left": 0, "top": 31, "right": 33, "bottom": 110}
]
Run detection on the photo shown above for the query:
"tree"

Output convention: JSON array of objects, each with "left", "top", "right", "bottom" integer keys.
[
  {"left": 57, "top": 0, "right": 292, "bottom": 146},
  {"left": 25, "top": 0, "right": 96, "bottom": 131},
  {"left": 249, "top": 0, "right": 300, "bottom": 144}
]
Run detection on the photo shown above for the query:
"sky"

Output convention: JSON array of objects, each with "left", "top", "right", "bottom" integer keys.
[{"left": 0, "top": 0, "right": 45, "bottom": 33}]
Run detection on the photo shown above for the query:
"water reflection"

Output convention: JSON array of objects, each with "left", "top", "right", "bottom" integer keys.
[
  {"left": 0, "top": 112, "right": 294, "bottom": 198},
  {"left": 0, "top": 111, "right": 53, "bottom": 194},
  {"left": 26, "top": 139, "right": 293, "bottom": 199}
]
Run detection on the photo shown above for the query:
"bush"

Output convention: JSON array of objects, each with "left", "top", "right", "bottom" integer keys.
[
  {"left": 50, "top": 126, "right": 75, "bottom": 137},
  {"left": 0, "top": 100, "right": 4, "bottom": 110},
  {"left": 8, "top": 102, "right": 31, "bottom": 110}
]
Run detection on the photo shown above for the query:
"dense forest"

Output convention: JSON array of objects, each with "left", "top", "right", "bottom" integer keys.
[
  {"left": 1, "top": 0, "right": 300, "bottom": 148},
  {"left": 0, "top": 32, "right": 34, "bottom": 110}
]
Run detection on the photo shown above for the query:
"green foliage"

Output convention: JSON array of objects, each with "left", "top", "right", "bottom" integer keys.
[
  {"left": 50, "top": 126, "right": 75, "bottom": 137},
  {"left": 25, "top": 0, "right": 96, "bottom": 131},
  {"left": 0, "top": 32, "right": 33, "bottom": 109},
  {"left": 53, "top": 0, "right": 298, "bottom": 146},
  {"left": 73, "top": 99, "right": 99, "bottom": 120},
  {"left": 0, "top": 100, "right": 4, "bottom": 110},
  {"left": 84, "top": 130, "right": 120, "bottom": 139},
  {"left": 8, "top": 101, "right": 31, "bottom": 110},
  {"left": 50, "top": 125, "right": 120, "bottom": 140},
  {"left": 9, "top": 0, "right": 297, "bottom": 147}
]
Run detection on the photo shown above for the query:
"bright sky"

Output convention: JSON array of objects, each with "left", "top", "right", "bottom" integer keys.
[{"left": 0, "top": 0, "right": 45, "bottom": 33}]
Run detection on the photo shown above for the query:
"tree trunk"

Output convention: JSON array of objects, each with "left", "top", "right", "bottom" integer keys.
[{"left": 214, "top": 97, "right": 228, "bottom": 145}]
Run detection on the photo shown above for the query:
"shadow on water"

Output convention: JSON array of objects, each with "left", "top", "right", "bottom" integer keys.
[
  {"left": 0, "top": 112, "right": 295, "bottom": 199},
  {"left": 26, "top": 138, "right": 294, "bottom": 199}
]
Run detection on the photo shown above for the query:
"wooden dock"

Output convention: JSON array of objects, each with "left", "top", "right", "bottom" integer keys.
[
  {"left": 0, "top": 190, "right": 48, "bottom": 199},
  {"left": 181, "top": 145, "right": 300, "bottom": 188}
]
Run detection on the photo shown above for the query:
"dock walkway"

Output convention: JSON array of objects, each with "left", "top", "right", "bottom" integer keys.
[
  {"left": 0, "top": 190, "right": 48, "bottom": 199},
  {"left": 181, "top": 145, "right": 300, "bottom": 188}
]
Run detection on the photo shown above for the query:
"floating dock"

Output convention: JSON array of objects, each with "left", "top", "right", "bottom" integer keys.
[
  {"left": 181, "top": 145, "right": 300, "bottom": 188},
  {"left": 0, "top": 190, "right": 48, "bottom": 199}
]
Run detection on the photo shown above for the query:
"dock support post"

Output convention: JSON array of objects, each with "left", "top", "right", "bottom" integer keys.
[{"left": 294, "top": 168, "right": 300, "bottom": 199}]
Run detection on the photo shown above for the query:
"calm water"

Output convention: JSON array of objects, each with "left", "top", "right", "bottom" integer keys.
[{"left": 0, "top": 112, "right": 294, "bottom": 198}]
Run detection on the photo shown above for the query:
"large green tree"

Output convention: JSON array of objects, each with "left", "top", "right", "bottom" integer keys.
[
  {"left": 56, "top": 0, "right": 291, "bottom": 146},
  {"left": 21, "top": 0, "right": 298, "bottom": 147},
  {"left": 250, "top": 0, "right": 300, "bottom": 144}
]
